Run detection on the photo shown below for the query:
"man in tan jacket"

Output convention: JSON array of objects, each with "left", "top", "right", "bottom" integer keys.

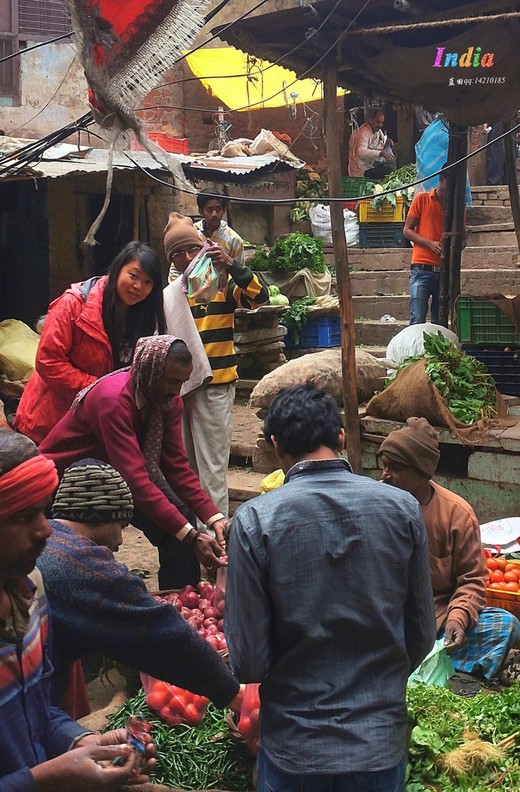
[{"left": 379, "top": 417, "right": 520, "bottom": 686}]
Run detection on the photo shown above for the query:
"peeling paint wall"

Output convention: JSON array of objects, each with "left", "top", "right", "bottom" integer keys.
[{"left": 0, "top": 41, "right": 88, "bottom": 140}]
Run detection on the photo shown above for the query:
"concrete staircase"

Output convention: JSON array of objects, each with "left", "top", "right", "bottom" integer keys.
[
  {"left": 227, "top": 184, "right": 520, "bottom": 509},
  {"left": 337, "top": 184, "right": 520, "bottom": 357}
]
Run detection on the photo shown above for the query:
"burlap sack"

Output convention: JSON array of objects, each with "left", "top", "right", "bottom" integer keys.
[
  {"left": 366, "top": 359, "right": 515, "bottom": 446},
  {"left": 249, "top": 348, "right": 386, "bottom": 408}
]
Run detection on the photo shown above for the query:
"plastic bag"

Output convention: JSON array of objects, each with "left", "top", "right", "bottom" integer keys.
[
  {"left": 386, "top": 323, "right": 459, "bottom": 367},
  {"left": 140, "top": 673, "right": 208, "bottom": 726},
  {"left": 260, "top": 469, "right": 285, "bottom": 493},
  {"left": 309, "top": 204, "right": 359, "bottom": 247},
  {"left": 408, "top": 640, "right": 455, "bottom": 687},
  {"left": 0, "top": 319, "right": 40, "bottom": 380},
  {"left": 187, "top": 248, "right": 220, "bottom": 305},
  {"left": 237, "top": 683, "right": 260, "bottom": 756}
]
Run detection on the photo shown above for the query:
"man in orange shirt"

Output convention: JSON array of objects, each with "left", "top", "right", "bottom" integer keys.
[{"left": 403, "top": 171, "right": 447, "bottom": 325}]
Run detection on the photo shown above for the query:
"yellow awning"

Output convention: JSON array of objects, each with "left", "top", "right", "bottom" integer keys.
[{"left": 184, "top": 47, "right": 346, "bottom": 112}]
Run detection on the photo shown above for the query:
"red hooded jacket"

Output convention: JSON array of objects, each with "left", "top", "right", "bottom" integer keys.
[{"left": 15, "top": 276, "right": 112, "bottom": 443}]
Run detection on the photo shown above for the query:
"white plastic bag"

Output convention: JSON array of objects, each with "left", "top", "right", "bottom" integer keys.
[
  {"left": 309, "top": 204, "right": 359, "bottom": 247},
  {"left": 386, "top": 323, "right": 459, "bottom": 367}
]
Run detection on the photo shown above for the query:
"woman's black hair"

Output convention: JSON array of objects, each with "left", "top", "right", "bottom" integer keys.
[{"left": 102, "top": 241, "right": 166, "bottom": 369}]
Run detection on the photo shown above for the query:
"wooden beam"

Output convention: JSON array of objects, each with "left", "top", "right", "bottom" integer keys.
[
  {"left": 323, "top": 59, "right": 361, "bottom": 474},
  {"left": 503, "top": 118, "right": 520, "bottom": 254}
]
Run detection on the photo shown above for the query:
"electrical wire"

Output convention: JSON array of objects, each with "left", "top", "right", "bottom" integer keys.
[
  {"left": 0, "top": 32, "right": 73, "bottom": 64},
  {"left": 121, "top": 121, "right": 520, "bottom": 206},
  {"left": 10, "top": 51, "right": 78, "bottom": 134}
]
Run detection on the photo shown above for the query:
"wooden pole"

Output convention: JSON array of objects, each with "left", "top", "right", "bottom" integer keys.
[
  {"left": 439, "top": 123, "right": 467, "bottom": 327},
  {"left": 503, "top": 119, "right": 520, "bottom": 254},
  {"left": 448, "top": 127, "right": 468, "bottom": 329},
  {"left": 323, "top": 60, "right": 361, "bottom": 473}
]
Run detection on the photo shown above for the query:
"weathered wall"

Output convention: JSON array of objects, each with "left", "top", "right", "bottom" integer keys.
[{"left": 0, "top": 41, "right": 87, "bottom": 139}]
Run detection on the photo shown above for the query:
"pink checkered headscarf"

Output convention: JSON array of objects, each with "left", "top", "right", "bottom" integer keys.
[{"left": 132, "top": 335, "right": 179, "bottom": 478}]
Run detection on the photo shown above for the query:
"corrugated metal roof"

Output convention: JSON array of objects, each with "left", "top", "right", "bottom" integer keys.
[{"left": 0, "top": 137, "right": 303, "bottom": 183}]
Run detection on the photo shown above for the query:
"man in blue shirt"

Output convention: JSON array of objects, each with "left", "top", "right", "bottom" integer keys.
[{"left": 225, "top": 385, "right": 435, "bottom": 792}]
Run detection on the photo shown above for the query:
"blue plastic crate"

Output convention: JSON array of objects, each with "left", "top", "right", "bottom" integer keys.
[
  {"left": 359, "top": 222, "right": 407, "bottom": 249},
  {"left": 463, "top": 345, "right": 520, "bottom": 397},
  {"left": 285, "top": 316, "right": 341, "bottom": 349}
]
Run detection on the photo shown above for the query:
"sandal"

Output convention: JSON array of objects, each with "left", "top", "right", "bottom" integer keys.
[{"left": 448, "top": 672, "right": 484, "bottom": 697}]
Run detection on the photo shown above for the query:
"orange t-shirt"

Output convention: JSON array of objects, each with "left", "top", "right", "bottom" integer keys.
[{"left": 408, "top": 189, "right": 445, "bottom": 266}]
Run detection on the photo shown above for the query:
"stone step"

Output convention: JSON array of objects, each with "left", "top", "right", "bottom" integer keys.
[
  {"left": 353, "top": 295, "right": 409, "bottom": 321},
  {"left": 327, "top": 246, "right": 519, "bottom": 278},
  {"left": 350, "top": 268, "right": 520, "bottom": 296},
  {"left": 467, "top": 205, "right": 513, "bottom": 225},
  {"left": 326, "top": 247, "right": 412, "bottom": 271},
  {"left": 467, "top": 223, "right": 518, "bottom": 246},
  {"left": 461, "top": 246, "right": 519, "bottom": 269},
  {"left": 354, "top": 319, "right": 407, "bottom": 347},
  {"left": 471, "top": 185, "right": 512, "bottom": 206}
]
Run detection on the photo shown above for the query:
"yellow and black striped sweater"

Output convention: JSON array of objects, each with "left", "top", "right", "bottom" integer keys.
[{"left": 188, "top": 261, "right": 269, "bottom": 384}]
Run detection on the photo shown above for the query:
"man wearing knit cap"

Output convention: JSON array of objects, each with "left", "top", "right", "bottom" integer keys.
[
  {"left": 163, "top": 211, "right": 269, "bottom": 524},
  {"left": 37, "top": 458, "right": 242, "bottom": 720},
  {"left": 379, "top": 417, "right": 520, "bottom": 686}
]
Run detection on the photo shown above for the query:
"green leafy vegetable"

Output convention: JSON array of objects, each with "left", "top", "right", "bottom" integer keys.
[
  {"left": 386, "top": 332, "right": 497, "bottom": 425},
  {"left": 268, "top": 285, "right": 280, "bottom": 297},
  {"left": 406, "top": 682, "right": 520, "bottom": 791},
  {"left": 105, "top": 689, "right": 253, "bottom": 790},
  {"left": 248, "top": 245, "right": 270, "bottom": 272},
  {"left": 279, "top": 296, "right": 317, "bottom": 344},
  {"left": 267, "top": 233, "right": 325, "bottom": 275}
]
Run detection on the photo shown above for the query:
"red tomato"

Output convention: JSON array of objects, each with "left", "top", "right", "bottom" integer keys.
[
  {"left": 488, "top": 582, "right": 507, "bottom": 590},
  {"left": 238, "top": 716, "right": 252, "bottom": 736},
  {"left": 504, "top": 581, "right": 519, "bottom": 592},
  {"left": 490, "top": 569, "right": 505, "bottom": 583},
  {"left": 184, "top": 702, "right": 202, "bottom": 725},
  {"left": 168, "top": 694, "right": 188, "bottom": 715},
  {"left": 147, "top": 689, "right": 170, "bottom": 711},
  {"left": 485, "top": 558, "right": 498, "bottom": 571},
  {"left": 504, "top": 571, "right": 519, "bottom": 583},
  {"left": 495, "top": 557, "right": 507, "bottom": 571}
]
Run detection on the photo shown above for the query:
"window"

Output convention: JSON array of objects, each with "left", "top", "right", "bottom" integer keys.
[
  {"left": 18, "top": 0, "right": 71, "bottom": 40},
  {"left": 0, "top": 1, "right": 71, "bottom": 104}
]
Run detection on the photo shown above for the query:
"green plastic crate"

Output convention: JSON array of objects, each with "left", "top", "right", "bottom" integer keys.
[
  {"left": 456, "top": 296, "right": 520, "bottom": 346},
  {"left": 342, "top": 176, "right": 372, "bottom": 200}
]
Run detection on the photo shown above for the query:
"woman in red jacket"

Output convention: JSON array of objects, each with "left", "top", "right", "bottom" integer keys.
[{"left": 15, "top": 241, "right": 166, "bottom": 443}]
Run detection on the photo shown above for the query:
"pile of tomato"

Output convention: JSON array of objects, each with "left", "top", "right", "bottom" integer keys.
[
  {"left": 142, "top": 677, "right": 208, "bottom": 726},
  {"left": 485, "top": 556, "right": 520, "bottom": 592}
]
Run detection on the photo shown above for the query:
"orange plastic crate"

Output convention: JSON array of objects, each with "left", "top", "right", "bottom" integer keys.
[
  {"left": 485, "top": 559, "right": 520, "bottom": 621},
  {"left": 358, "top": 195, "right": 406, "bottom": 223},
  {"left": 131, "top": 133, "right": 190, "bottom": 154}
]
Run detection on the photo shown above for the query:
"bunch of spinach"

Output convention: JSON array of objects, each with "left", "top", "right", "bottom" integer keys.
[
  {"left": 387, "top": 332, "right": 497, "bottom": 425},
  {"left": 267, "top": 233, "right": 325, "bottom": 275},
  {"left": 406, "top": 682, "right": 520, "bottom": 791},
  {"left": 280, "top": 296, "right": 317, "bottom": 345}
]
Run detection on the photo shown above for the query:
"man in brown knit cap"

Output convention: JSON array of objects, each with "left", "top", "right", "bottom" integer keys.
[
  {"left": 379, "top": 417, "right": 520, "bottom": 688},
  {"left": 163, "top": 212, "right": 269, "bottom": 528}
]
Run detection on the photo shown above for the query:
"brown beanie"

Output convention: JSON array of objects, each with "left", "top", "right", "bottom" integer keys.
[
  {"left": 163, "top": 212, "right": 203, "bottom": 260},
  {"left": 379, "top": 417, "right": 440, "bottom": 478}
]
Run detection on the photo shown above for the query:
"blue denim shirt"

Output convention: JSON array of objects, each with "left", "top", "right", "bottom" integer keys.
[{"left": 225, "top": 459, "right": 435, "bottom": 775}]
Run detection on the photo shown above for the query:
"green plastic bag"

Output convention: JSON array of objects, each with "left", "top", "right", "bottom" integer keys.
[
  {"left": 408, "top": 639, "right": 455, "bottom": 687},
  {"left": 188, "top": 252, "right": 219, "bottom": 305}
]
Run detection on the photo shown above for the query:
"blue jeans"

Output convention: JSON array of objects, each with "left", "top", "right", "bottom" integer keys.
[
  {"left": 409, "top": 265, "right": 440, "bottom": 325},
  {"left": 257, "top": 750, "right": 407, "bottom": 792}
]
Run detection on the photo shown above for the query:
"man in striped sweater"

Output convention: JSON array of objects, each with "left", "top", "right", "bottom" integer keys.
[
  {"left": 164, "top": 211, "right": 269, "bottom": 523},
  {"left": 0, "top": 429, "right": 154, "bottom": 791}
]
